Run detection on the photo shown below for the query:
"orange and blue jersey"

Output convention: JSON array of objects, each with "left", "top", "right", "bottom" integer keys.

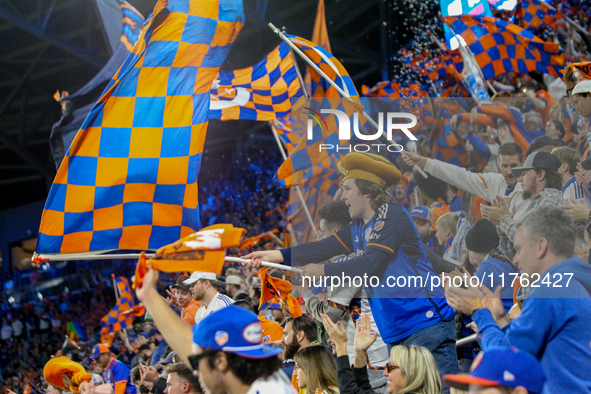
[{"left": 104, "top": 358, "right": 135, "bottom": 394}]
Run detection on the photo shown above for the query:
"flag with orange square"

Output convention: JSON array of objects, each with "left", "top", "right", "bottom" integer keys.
[
  {"left": 100, "top": 277, "right": 134, "bottom": 344},
  {"left": 36, "top": 0, "right": 245, "bottom": 255},
  {"left": 442, "top": 15, "right": 564, "bottom": 80}
]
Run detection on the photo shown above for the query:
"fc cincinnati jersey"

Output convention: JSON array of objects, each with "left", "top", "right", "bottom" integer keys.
[{"left": 329, "top": 202, "right": 454, "bottom": 343}]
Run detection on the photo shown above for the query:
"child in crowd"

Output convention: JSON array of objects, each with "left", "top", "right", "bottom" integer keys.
[{"left": 435, "top": 213, "right": 459, "bottom": 256}]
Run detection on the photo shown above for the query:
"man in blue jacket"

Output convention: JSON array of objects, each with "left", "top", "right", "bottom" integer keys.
[
  {"left": 244, "top": 152, "right": 457, "bottom": 389},
  {"left": 446, "top": 206, "right": 591, "bottom": 394}
]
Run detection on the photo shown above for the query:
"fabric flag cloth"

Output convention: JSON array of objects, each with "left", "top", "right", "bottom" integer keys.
[
  {"left": 419, "top": 51, "right": 464, "bottom": 82},
  {"left": 400, "top": 48, "right": 464, "bottom": 83},
  {"left": 100, "top": 277, "right": 134, "bottom": 346},
  {"left": 272, "top": 118, "right": 302, "bottom": 154},
  {"left": 362, "top": 81, "right": 430, "bottom": 98},
  {"left": 134, "top": 224, "right": 245, "bottom": 289},
  {"left": 569, "top": 61, "right": 591, "bottom": 82},
  {"left": 516, "top": 0, "right": 565, "bottom": 33},
  {"left": 442, "top": 15, "right": 565, "bottom": 80},
  {"left": 37, "top": 0, "right": 245, "bottom": 255},
  {"left": 238, "top": 229, "right": 279, "bottom": 254},
  {"left": 275, "top": 35, "right": 363, "bottom": 182},
  {"left": 430, "top": 120, "right": 471, "bottom": 168},
  {"left": 208, "top": 42, "right": 302, "bottom": 121},
  {"left": 122, "top": 304, "right": 146, "bottom": 317},
  {"left": 259, "top": 267, "right": 302, "bottom": 318},
  {"left": 50, "top": 0, "right": 145, "bottom": 169},
  {"left": 66, "top": 321, "right": 87, "bottom": 342}
]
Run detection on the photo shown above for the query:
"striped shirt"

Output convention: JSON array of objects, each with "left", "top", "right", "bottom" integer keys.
[
  {"left": 194, "top": 292, "right": 234, "bottom": 324},
  {"left": 562, "top": 177, "right": 591, "bottom": 208}
]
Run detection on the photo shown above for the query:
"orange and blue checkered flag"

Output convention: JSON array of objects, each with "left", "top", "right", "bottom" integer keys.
[
  {"left": 36, "top": 0, "right": 245, "bottom": 255},
  {"left": 101, "top": 277, "right": 134, "bottom": 339},
  {"left": 430, "top": 119, "right": 470, "bottom": 168},
  {"left": 209, "top": 42, "right": 302, "bottom": 121},
  {"left": 119, "top": 0, "right": 144, "bottom": 51},
  {"left": 516, "top": 0, "right": 565, "bottom": 33},
  {"left": 442, "top": 15, "right": 565, "bottom": 80},
  {"left": 275, "top": 35, "right": 362, "bottom": 181}
]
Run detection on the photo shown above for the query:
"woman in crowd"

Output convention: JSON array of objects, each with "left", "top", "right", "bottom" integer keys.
[
  {"left": 322, "top": 313, "right": 441, "bottom": 394},
  {"left": 294, "top": 345, "right": 339, "bottom": 394}
]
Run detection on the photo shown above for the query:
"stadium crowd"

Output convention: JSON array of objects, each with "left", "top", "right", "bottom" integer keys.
[{"left": 3, "top": 1, "right": 591, "bottom": 394}]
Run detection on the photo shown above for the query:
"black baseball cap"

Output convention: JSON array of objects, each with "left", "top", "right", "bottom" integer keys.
[
  {"left": 511, "top": 151, "right": 561, "bottom": 178},
  {"left": 172, "top": 275, "right": 191, "bottom": 292},
  {"left": 525, "top": 136, "right": 560, "bottom": 157}
]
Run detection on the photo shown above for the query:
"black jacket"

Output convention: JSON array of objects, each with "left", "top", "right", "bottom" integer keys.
[{"left": 336, "top": 355, "right": 376, "bottom": 394}]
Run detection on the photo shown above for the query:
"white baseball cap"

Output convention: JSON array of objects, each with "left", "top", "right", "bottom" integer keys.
[
  {"left": 225, "top": 275, "right": 242, "bottom": 285},
  {"left": 572, "top": 80, "right": 591, "bottom": 95},
  {"left": 183, "top": 271, "right": 217, "bottom": 284}
]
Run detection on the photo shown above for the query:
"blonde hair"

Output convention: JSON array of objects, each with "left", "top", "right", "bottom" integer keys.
[
  {"left": 551, "top": 146, "right": 581, "bottom": 175},
  {"left": 389, "top": 345, "right": 442, "bottom": 394},
  {"left": 436, "top": 212, "right": 460, "bottom": 235},
  {"left": 295, "top": 345, "right": 338, "bottom": 394}
]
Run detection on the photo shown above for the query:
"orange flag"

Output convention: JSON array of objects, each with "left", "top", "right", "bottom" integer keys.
[
  {"left": 569, "top": 62, "right": 591, "bottom": 82},
  {"left": 311, "top": 0, "right": 331, "bottom": 52},
  {"left": 100, "top": 332, "right": 116, "bottom": 347},
  {"left": 304, "top": 0, "right": 332, "bottom": 90},
  {"left": 259, "top": 267, "right": 302, "bottom": 318},
  {"left": 238, "top": 229, "right": 279, "bottom": 254},
  {"left": 122, "top": 304, "right": 146, "bottom": 317},
  {"left": 135, "top": 224, "right": 245, "bottom": 288}
]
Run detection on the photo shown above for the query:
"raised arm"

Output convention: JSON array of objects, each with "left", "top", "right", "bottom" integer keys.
[{"left": 403, "top": 151, "right": 502, "bottom": 203}]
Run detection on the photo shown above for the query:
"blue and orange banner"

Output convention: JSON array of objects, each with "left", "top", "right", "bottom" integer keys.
[
  {"left": 37, "top": 0, "right": 245, "bottom": 255},
  {"left": 442, "top": 15, "right": 565, "bottom": 80},
  {"left": 100, "top": 277, "right": 134, "bottom": 345}
]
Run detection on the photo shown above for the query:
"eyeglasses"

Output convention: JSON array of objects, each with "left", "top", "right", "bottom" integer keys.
[
  {"left": 188, "top": 353, "right": 208, "bottom": 371},
  {"left": 385, "top": 363, "right": 400, "bottom": 373}
]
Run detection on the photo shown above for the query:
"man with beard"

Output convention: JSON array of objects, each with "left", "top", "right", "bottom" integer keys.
[
  {"left": 403, "top": 142, "right": 529, "bottom": 220},
  {"left": 481, "top": 151, "right": 566, "bottom": 261},
  {"left": 171, "top": 275, "right": 201, "bottom": 326},
  {"left": 183, "top": 272, "right": 233, "bottom": 324},
  {"left": 280, "top": 314, "right": 319, "bottom": 393}
]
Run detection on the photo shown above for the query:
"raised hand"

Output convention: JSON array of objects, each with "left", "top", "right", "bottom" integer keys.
[
  {"left": 354, "top": 314, "right": 378, "bottom": 353},
  {"left": 165, "top": 285, "right": 177, "bottom": 306},
  {"left": 402, "top": 151, "right": 427, "bottom": 169},
  {"left": 321, "top": 313, "right": 348, "bottom": 353}
]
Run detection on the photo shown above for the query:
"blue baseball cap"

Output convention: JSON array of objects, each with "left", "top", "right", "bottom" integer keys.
[
  {"left": 410, "top": 206, "right": 432, "bottom": 222},
  {"left": 443, "top": 347, "right": 546, "bottom": 394},
  {"left": 192, "top": 305, "right": 282, "bottom": 359},
  {"left": 268, "top": 302, "right": 282, "bottom": 310}
]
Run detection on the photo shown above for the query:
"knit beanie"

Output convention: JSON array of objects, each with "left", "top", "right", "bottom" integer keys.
[{"left": 465, "top": 219, "right": 500, "bottom": 253}]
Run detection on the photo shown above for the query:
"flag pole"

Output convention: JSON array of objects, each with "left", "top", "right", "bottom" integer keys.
[
  {"left": 271, "top": 124, "right": 321, "bottom": 240},
  {"left": 111, "top": 274, "right": 119, "bottom": 301},
  {"left": 225, "top": 257, "right": 303, "bottom": 273},
  {"left": 33, "top": 252, "right": 300, "bottom": 272},
  {"left": 268, "top": 23, "right": 417, "bottom": 142}
]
